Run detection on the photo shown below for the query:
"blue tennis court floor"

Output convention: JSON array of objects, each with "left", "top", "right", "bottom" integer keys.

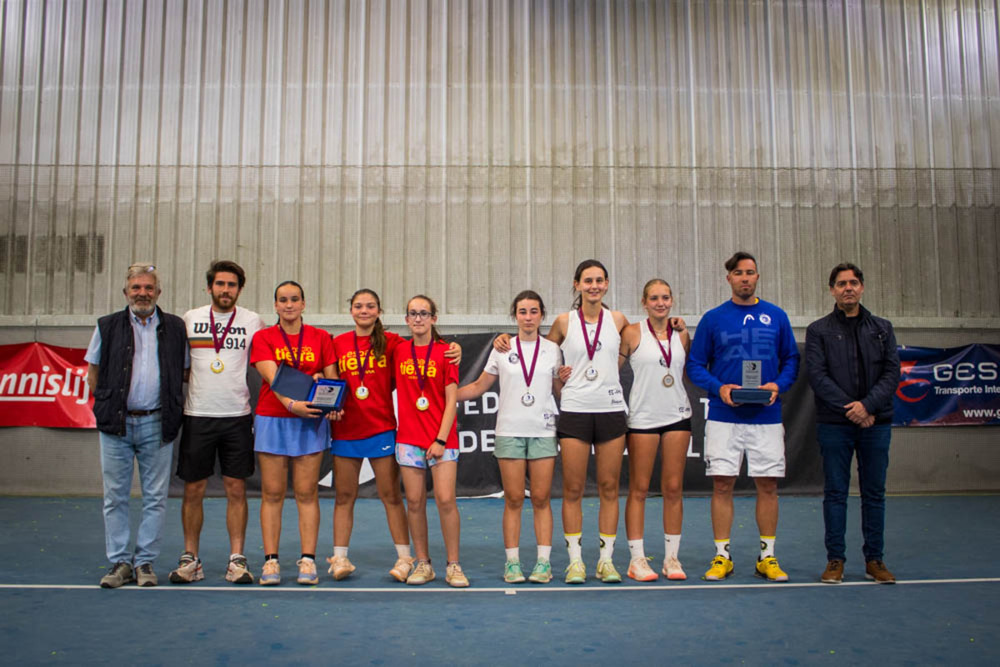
[{"left": 1, "top": 494, "right": 997, "bottom": 665}]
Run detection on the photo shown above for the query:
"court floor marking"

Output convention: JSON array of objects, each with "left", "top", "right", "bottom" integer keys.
[{"left": 1, "top": 578, "right": 998, "bottom": 593}]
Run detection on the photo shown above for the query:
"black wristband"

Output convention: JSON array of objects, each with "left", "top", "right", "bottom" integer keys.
[{"left": 434, "top": 438, "right": 446, "bottom": 447}]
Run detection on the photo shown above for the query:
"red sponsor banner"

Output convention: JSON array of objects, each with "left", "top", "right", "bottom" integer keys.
[{"left": 0, "top": 342, "right": 95, "bottom": 428}]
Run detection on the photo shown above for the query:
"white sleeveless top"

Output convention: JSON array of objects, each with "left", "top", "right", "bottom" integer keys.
[
  {"left": 559, "top": 309, "right": 626, "bottom": 413},
  {"left": 627, "top": 320, "right": 692, "bottom": 428}
]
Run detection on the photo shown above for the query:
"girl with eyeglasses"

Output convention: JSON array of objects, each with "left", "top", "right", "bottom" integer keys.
[
  {"left": 392, "top": 295, "right": 467, "bottom": 587},
  {"left": 327, "top": 289, "right": 460, "bottom": 583}
]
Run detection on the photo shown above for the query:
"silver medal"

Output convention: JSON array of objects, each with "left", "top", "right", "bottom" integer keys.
[
  {"left": 584, "top": 366, "right": 599, "bottom": 381},
  {"left": 521, "top": 392, "right": 535, "bottom": 407}
]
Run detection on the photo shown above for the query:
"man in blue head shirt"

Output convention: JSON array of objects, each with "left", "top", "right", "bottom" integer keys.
[{"left": 686, "top": 252, "right": 800, "bottom": 582}]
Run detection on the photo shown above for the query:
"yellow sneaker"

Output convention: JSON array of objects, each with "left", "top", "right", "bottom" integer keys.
[
  {"left": 755, "top": 556, "right": 789, "bottom": 582},
  {"left": 564, "top": 559, "right": 586, "bottom": 584},
  {"left": 703, "top": 555, "right": 734, "bottom": 581},
  {"left": 595, "top": 559, "right": 622, "bottom": 583}
]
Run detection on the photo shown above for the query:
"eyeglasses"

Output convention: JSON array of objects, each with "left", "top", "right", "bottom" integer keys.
[{"left": 406, "top": 310, "right": 432, "bottom": 320}]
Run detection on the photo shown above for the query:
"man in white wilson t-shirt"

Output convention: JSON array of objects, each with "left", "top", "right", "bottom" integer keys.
[{"left": 168, "top": 260, "right": 266, "bottom": 585}]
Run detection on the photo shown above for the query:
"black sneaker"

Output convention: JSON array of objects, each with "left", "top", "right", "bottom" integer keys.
[{"left": 100, "top": 561, "right": 135, "bottom": 588}]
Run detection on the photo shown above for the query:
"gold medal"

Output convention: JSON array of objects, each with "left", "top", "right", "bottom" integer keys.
[
  {"left": 210, "top": 358, "right": 224, "bottom": 373},
  {"left": 355, "top": 385, "right": 370, "bottom": 400},
  {"left": 416, "top": 395, "right": 430, "bottom": 411},
  {"left": 662, "top": 373, "right": 674, "bottom": 388}
]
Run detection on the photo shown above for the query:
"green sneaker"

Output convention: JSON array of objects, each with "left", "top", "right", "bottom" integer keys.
[
  {"left": 564, "top": 559, "right": 586, "bottom": 584},
  {"left": 596, "top": 558, "right": 622, "bottom": 583},
  {"left": 528, "top": 560, "right": 552, "bottom": 584},
  {"left": 503, "top": 560, "right": 526, "bottom": 584}
]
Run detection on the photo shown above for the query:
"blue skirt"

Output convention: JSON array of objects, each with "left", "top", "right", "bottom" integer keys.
[
  {"left": 254, "top": 415, "right": 330, "bottom": 457},
  {"left": 331, "top": 429, "right": 396, "bottom": 459}
]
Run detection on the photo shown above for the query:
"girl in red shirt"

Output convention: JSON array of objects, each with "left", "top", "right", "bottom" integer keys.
[
  {"left": 250, "top": 281, "right": 338, "bottom": 586},
  {"left": 392, "top": 295, "right": 466, "bottom": 587},
  {"left": 328, "top": 289, "right": 460, "bottom": 583}
]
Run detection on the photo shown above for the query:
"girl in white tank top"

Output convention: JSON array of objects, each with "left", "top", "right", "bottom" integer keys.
[
  {"left": 618, "top": 279, "right": 692, "bottom": 582},
  {"left": 543, "top": 260, "right": 630, "bottom": 583}
]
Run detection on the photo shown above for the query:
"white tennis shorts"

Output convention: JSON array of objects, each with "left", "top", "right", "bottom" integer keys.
[{"left": 704, "top": 420, "right": 785, "bottom": 478}]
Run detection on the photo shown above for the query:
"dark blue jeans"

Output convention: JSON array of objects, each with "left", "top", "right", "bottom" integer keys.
[{"left": 816, "top": 423, "right": 891, "bottom": 562}]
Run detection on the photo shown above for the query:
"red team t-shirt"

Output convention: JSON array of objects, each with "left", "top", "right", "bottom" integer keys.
[
  {"left": 330, "top": 330, "right": 405, "bottom": 441},
  {"left": 250, "top": 323, "right": 336, "bottom": 418},
  {"left": 392, "top": 339, "right": 460, "bottom": 450}
]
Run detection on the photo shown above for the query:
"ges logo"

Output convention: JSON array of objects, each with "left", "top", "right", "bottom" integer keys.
[{"left": 896, "top": 360, "right": 998, "bottom": 403}]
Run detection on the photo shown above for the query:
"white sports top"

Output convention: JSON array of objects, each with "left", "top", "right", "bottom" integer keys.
[
  {"left": 627, "top": 320, "right": 692, "bottom": 428},
  {"left": 483, "top": 337, "right": 560, "bottom": 437},
  {"left": 559, "top": 309, "right": 626, "bottom": 413}
]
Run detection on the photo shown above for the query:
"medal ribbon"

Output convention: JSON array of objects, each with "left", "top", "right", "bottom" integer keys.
[
  {"left": 647, "top": 318, "right": 673, "bottom": 369},
  {"left": 410, "top": 339, "right": 435, "bottom": 394},
  {"left": 353, "top": 332, "right": 374, "bottom": 383},
  {"left": 577, "top": 308, "right": 604, "bottom": 361},
  {"left": 279, "top": 325, "right": 306, "bottom": 369},
  {"left": 515, "top": 335, "right": 541, "bottom": 389},
  {"left": 210, "top": 307, "right": 237, "bottom": 355}
]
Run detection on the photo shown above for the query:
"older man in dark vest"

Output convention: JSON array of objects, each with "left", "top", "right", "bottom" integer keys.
[{"left": 85, "top": 263, "right": 188, "bottom": 588}]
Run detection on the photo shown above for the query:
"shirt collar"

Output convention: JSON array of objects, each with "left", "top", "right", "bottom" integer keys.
[{"left": 129, "top": 307, "right": 159, "bottom": 327}]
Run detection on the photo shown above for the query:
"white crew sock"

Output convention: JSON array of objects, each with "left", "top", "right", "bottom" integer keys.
[
  {"left": 565, "top": 533, "right": 583, "bottom": 561},
  {"left": 664, "top": 534, "right": 681, "bottom": 560},
  {"left": 599, "top": 533, "right": 616, "bottom": 561}
]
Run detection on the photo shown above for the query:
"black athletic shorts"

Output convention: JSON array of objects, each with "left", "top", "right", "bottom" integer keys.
[
  {"left": 177, "top": 415, "right": 255, "bottom": 482},
  {"left": 627, "top": 418, "right": 693, "bottom": 436},
  {"left": 556, "top": 410, "right": 628, "bottom": 444}
]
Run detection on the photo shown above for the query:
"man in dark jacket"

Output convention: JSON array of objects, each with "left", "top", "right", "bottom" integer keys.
[
  {"left": 805, "top": 262, "right": 900, "bottom": 585},
  {"left": 85, "top": 263, "right": 188, "bottom": 588}
]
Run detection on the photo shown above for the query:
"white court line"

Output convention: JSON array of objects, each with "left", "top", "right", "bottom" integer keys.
[{"left": 1, "top": 578, "right": 998, "bottom": 593}]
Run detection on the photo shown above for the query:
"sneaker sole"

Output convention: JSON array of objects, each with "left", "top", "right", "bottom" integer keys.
[
  {"left": 702, "top": 570, "right": 734, "bottom": 581},
  {"left": 226, "top": 573, "right": 254, "bottom": 584},
  {"left": 504, "top": 576, "right": 526, "bottom": 584},
  {"left": 864, "top": 574, "right": 895, "bottom": 584},
  {"left": 663, "top": 570, "right": 687, "bottom": 581},
  {"left": 390, "top": 569, "right": 410, "bottom": 582},
  {"left": 447, "top": 579, "right": 470, "bottom": 588},
  {"left": 100, "top": 578, "right": 134, "bottom": 589},
  {"left": 260, "top": 578, "right": 281, "bottom": 586},
  {"left": 564, "top": 575, "right": 586, "bottom": 584},
  {"left": 627, "top": 569, "right": 658, "bottom": 582},
  {"left": 330, "top": 569, "right": 355, "bottom": 581},
  {"left": 298, "top": 577, "right": 319, "bottom": 585},
  {"left": 528, "top": 575, "right": 552, "bottom": 584},
  {"left": 754, "top": 570, "right": 789, "bottom": 582}
]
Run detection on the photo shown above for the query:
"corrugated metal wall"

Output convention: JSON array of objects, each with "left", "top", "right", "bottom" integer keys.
[{"left": 1, "top": 0, "right": 998, "bottom": 326}]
